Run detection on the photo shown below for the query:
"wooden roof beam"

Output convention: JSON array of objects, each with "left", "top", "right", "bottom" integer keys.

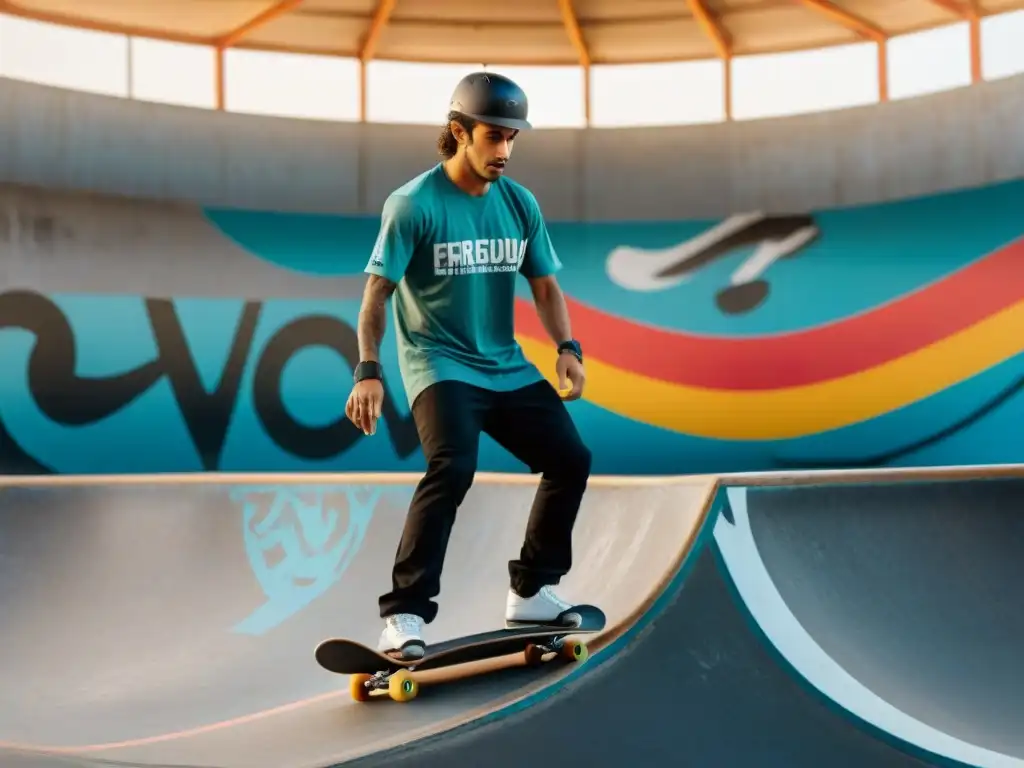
[
  {"left": 557, "top": 0, "right": 591, "bottom": 67},
  {"left": 213, "top": 1, "right": 305, "bottom": 110},
  {"left": 927, "top": 0, "right": 979, "bottom": 19},
  {"left": 360, "top": 0, "right": 397, "bottom": 62},
  {"left": 557, "top": 0, "right": 592, "bottom": 125},
  {"left": 795, "top": 0, "right": 886, "bottom": 43},
  {"left": 925, "top": 0, "right": 982, "bottom": 82},
  {"left": 357, "top": 0, "right": 397, "bottom": 123},
  {"left": 217, "top": 0, "right": 305, "bottom": 48},
  {"left": 687, "top": 0, "right": 731, "bottom": 59},
  {"left": 687, "top": 0, "right": 732, "bottom": 119},
  {"left": 0, "top": 0, "right": 207, "bottom": 44},
  {"left": 795, "top": 0, "right": 888, "bottom": 100}
]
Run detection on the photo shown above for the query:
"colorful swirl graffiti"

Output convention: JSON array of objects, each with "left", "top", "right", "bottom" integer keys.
[{"left": 514, "top": 239, "right": 1024, "bottom": 440}]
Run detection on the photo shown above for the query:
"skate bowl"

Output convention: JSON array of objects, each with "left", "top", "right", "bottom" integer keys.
[
  {"left": 0, "top": 471, "right": 718, "bottom": 767},
  {"left": 3, "top": 465, "right": 1024, "bottom": 768},
  {"left": 343, "top": 465, "right": 1024, "bottom": 768}
]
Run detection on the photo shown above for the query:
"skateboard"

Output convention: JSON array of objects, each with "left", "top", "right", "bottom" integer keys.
[{"left": 315, "top": 604, "right": 606, "bottom": 703}]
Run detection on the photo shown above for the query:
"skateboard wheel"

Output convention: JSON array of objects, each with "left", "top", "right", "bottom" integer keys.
[
  {"left": 523, "top": 644, "right": 545, "bottom": 667},
  {"left": 388, "top": 669, "right": 418, "bottom": 702},
  {"left": 350, "top": 673, "right": 373, "bottom": 702},
  {"left": 560, "top": 640, "right": 588, "bottom": 663}
]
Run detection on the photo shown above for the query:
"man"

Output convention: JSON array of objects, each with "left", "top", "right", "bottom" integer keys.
[{"left": 345, "top": 71, "right": 593, "bottom": 660}]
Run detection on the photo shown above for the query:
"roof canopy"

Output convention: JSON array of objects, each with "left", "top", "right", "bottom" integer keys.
[{"left": 0, "top": 0, "right": 1018, "bottom": 66}]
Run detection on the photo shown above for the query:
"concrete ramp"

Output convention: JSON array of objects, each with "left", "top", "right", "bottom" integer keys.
[
  {"left": 0, "top": 473, "right": 716, "bottom": 767},
  {"left": 347, "top": 469, "right": 1024, "bottom": 768},
  {"left": 4, "top": 468, "right": 1022, "bottom": 768},
  {"left": 722, "top": 477, "right": 1024, "bottom": 767}
]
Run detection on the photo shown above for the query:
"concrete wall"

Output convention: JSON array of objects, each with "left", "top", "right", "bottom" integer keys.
[
  {"left": 2, "top": 73, "right": 1024, "bottom": 221},
  {"left": 3, "top": 74, "right": 1024, "bottom": 476}
]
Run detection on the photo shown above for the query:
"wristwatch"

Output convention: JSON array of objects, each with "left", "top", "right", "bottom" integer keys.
[
  {"left": 557, "top": 339, "right": 583, "bottom": 363},
  {"left": 353, "top": 360, "right": 383, "bottom": 383}
]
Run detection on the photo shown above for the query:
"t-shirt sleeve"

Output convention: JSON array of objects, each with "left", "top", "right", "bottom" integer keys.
[
  {"left": 518, "top": 190, "right": 562, "bottom": 280},
  {"left": 365, "top": 194, "right": 422, "bottom": 283}
]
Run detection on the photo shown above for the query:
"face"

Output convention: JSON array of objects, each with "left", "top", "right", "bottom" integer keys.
[{"left": 458, "top": 122, "right": 518, "bottom": 182}]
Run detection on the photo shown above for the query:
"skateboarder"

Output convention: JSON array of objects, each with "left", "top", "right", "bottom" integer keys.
[{"left": 344, "top": 71, "right": 593, "bottom": 659}]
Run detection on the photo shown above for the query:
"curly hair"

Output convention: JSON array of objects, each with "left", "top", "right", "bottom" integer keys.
[{"left": 437, "top": 111, "right": 478, "bottom": 158}]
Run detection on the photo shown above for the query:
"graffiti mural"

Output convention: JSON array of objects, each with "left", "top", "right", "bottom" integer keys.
[
  {"left": 516, "top": 235, "right": 1024, "bottom": 443},
  {"left": 0, "top": 291, "right": 419, "bottom": 474},
  {"left": 605, "top": 212, "right": 820, "bottom": 314},
  {"left": 4, "top": 178, "right": 1024, "bottom": 475},
  {"left": 231, "top": 483, "right": 411, "bottom": 635}
]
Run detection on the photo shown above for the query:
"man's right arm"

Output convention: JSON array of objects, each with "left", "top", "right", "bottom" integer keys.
[
  {"left": 357, "top": 275, "right": 397, "bottom": 363},
  {"left": 358, "top": 194, "right": 420, "bottom": 364}
]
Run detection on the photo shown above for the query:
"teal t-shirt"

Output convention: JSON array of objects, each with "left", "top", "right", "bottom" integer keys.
[{"left": 364, "top": 163, "right": 562, "bottom": 408}]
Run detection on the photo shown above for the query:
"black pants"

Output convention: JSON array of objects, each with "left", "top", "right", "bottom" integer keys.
[{"left": 378, "top": 379, "right": 592, "bottom": 623}]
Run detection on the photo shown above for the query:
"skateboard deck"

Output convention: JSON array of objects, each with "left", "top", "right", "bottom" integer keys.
[{"left": 315, "top": 604, "right": 605, "bottom": 703}]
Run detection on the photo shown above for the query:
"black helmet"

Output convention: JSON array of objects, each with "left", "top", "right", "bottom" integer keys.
[{"left": 448, "top": 71, "right": 531, "bottom": 130}]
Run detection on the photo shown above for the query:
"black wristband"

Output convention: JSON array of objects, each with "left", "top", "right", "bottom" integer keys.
[
  {"left": 353, "top": 361, "right": 383, "bottom": 383},
  {"left": 557, "top": 339, "right": 583, "bottom": 363}
]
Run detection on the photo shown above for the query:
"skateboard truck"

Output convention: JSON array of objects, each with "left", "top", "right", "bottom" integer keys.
[
  {"left": 351, "top": 667, "right": 420, "bottom": 702},
  {"left": 522, "top": 633, "right": 589, "bottom": 668}
]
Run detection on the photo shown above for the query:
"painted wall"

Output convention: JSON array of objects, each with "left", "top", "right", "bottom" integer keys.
[
  {"left": 3, "top": 73, "right": 1024, "bottom": 221},
  {"left": 3, "top": 178, "right": 1023, "bottom": 476}
]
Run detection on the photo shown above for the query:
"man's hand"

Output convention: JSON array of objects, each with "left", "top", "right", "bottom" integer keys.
[
  {"left": 346, "top": 379, "right": 384, "bottom": 435},
  {"left": 556, "top": 352, "right": 585, "bottom": 400}
]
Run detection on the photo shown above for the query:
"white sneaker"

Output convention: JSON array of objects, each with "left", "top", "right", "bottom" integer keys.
[
  {"left": 505, "top": 585, "right": 581, "bottom": 627},
  {"left": 377, "top": 613, "right": 425, "bottom": 659}
]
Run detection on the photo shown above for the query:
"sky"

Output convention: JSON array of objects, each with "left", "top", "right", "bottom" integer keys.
[{"left": 0, "top": 10, "right": 1023, "bottom": 127}]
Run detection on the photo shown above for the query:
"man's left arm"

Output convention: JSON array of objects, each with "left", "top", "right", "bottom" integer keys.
[
  {"left": 527, "top": 274, "right": 572, "bottom": 348},
  {"left": 520, "top": 194, "right": 585, "bottom": 400}
]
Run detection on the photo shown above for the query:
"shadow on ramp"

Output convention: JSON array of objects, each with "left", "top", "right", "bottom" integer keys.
[{"left": 723, "top": 477, "right": 1024, "bottom": 766}]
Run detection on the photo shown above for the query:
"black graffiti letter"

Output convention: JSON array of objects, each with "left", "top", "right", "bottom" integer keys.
[
  {"left": 0, "top": 289, "right": 169, "bottom": 473},
  {"left": 145, "top": 299, "right": 262, "bottom": 470},
  {"left": 0, "top": 290, "right": 164, "bottom": 422},
  {"left": 650, "top": 214, "right": 819, "bottom": 315},
  {"left": 252, "top": 315, "right": 419, "bottom": 460}
]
